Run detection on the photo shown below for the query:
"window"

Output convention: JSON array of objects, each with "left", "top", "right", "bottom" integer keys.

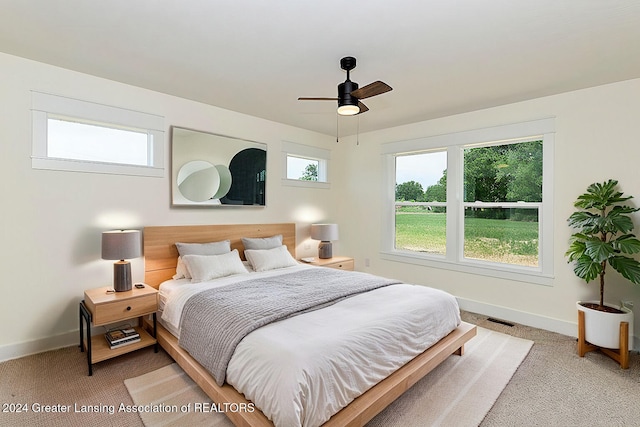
[
  {"left": 395, "top": 150, "right": 447, "bottom": 256},
  {"left": 282, "top": 141, "right": 330, "bottom": 188},
  {"left": 287, "top": 155, "right": 320, "bottom": 181},
  {"left": 382, "top": 118, "right": 554, "bottom": 285},
  {"left": 32, "top": 92, "right": 164, "bottom": 177},
  {"left": 462, "top": 140, "right": 542, "bottom": 267}
]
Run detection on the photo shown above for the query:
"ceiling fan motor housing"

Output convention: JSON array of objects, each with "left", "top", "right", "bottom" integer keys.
[{"left": 338, "top": 79, "right": 359, "bottom": 108}]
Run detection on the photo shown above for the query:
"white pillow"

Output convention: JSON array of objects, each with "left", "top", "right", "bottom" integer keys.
[
  {"left": 172, "top": 256, "right": 192, "bottom": 280},
  {"left": 174, "top": 240, "right": 231, "bottom": 279},
  {"left": 182, "top": 249, "right": 248, "bottom": 283},
  {"left": 175, "top": 240, "right": 231, "bottom": 256},
  {"left": 242, "top": 235, "right": 283, "bottom": 250},
  {"left": 244, "top": 245, "right": 298, "bottom": 272}
]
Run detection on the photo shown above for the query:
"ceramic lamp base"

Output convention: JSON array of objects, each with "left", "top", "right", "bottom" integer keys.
[
  {"left": 318, "top": 241, "right": 333, "bottom": 259},
  {"left": 113, "top": 260, "right": 132, "bottom": 292}
]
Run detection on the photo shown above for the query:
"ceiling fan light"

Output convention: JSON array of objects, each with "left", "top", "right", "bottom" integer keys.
[{"left": 337, "top": 104, "right": 360, "bottom": 116}]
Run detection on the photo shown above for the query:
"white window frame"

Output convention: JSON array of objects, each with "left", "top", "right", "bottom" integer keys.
[
  {"left": 381, "top": 118, "right": 555, "bottom": 285},
  {"left": 31, "top": 92, "right": 164, "bottom": 177},
  {"left": 281, "top": 141, "right": 330, "bottom": 189}
]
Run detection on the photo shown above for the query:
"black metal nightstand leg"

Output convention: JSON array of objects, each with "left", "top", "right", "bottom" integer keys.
[
  {"left": 79, "top": 303, "right": 84, "bottom": 352},
  {"left": 153, "top": 312, "right": 158, "bottom": 352},
  {"left": 79, "top": 301, "right": 93, "bottom": 376}
]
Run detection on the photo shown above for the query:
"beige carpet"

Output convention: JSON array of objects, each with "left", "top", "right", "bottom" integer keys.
[{"left": 125, "top": 327, "right": 533, "bottom": 427}]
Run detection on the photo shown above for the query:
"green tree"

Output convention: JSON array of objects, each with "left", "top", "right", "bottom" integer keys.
[
  {"left": 424, "top": 170, "right": 447, "bottom": 202},
  {"left": 463, "top": 141, "right": 543, "bottom": 203},
  {"left": 300, "top": 163, "right": 318, "bottom": 181},
  {"left": 396, "top": 181, "right": 424, "bottom": 201},
  {"left": 497, "top": 141, "right": 543, "bottom": 202},
  {"left": 463, "top": 145, "right": 510, "bottom": 203}
]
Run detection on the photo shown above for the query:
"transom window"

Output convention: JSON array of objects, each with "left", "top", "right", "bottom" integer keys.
[
  {"left": 282, "top": 141, "right": 330, "bottom": 188},
  {"left": 47, "top": 117, "right": 151, "bottom": 166},
  {"left": 382, "top": 119, "right": 554, "bottom": 285},
  {"left": 32, "top": 92, "right": 164, "bottom": 177},
  {"left": 287, "top": 155, "right": 320, "bottom": 181}
]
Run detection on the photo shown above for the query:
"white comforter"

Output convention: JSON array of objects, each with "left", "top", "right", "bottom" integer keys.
[{"left": 160, "top": 265, "right": 461, "bottom": 427}]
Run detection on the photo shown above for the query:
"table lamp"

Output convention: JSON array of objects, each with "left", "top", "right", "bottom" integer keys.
[
  {"left": 102, "top": 229, "right": 142, "bottom": 292},
  {"left": 310, "top": 223, "right": 339, "bottom": 259}
]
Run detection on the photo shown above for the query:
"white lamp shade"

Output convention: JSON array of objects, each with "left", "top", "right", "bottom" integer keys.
[
  {"left": 102, "top": 230, "right": 142, "bottom": 260},
  {"left": 310, "top": 223, "right": 339, "bottom": 241}
]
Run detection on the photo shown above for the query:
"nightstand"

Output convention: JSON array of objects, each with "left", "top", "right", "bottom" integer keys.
[
  {"left": 308, "top": 256, "right": 354, "bottom": 271},
  {"left": 79, "top": 284, "right": 158, "bottom": 375}
]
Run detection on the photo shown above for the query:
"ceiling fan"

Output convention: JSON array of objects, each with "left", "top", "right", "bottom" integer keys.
[{"left": 298, "top": 56, "right": 392, "bottom": 116}]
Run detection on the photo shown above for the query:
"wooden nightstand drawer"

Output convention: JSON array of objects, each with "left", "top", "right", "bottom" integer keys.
[
  {"left": 307, "top": 256, "right": 355, "bottom": 271},
  {"left": 84, "top": 286, "right": 158, "bottom": 326},
  {"left": 325, "top": 259, "right": 354, "bottom": 271},
  {"left": 92, "top": 294, "right": 156, "bottom": 325}
]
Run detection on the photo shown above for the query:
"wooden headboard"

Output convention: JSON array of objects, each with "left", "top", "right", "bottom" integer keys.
[{"left": 143, "top": 223, "right": 296, "bottom": 288}]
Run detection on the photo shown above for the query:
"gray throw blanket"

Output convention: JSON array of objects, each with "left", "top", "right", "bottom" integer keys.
[{"left": 178, "top": 267, "right": 400, "bottom": 385}]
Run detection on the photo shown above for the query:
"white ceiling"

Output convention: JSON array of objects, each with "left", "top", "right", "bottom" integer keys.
[{"left": 2, "top": 0, "right": 640, "bottom": 136}]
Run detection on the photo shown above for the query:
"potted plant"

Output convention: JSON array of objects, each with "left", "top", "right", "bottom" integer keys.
[{"left": 566, "top": 179, "right": 640, "bottom": 352}]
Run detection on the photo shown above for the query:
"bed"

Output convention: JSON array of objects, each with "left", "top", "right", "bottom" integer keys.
[{"left": 143, "top": 223, "right": 476, "bottom": 427}]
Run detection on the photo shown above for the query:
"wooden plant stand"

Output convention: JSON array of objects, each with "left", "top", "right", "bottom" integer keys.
[{"left": 577, "top": 309, "right": 629, "bottom": 369}]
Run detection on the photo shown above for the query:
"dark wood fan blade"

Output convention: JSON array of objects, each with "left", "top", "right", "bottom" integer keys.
[
  {"left": 298, "top": 97, "right": 338, "bottom": 101},
  {"left": 357, "top": 101, "right": 369, "bottom": 114},
  {"left": 350, "top": 81, "right": 392, "bottom": 99}
]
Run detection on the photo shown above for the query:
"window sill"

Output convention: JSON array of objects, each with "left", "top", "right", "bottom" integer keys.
[
  {"left": 380, "top": 251, "right": 554, "bottom": 286},
  {"left": 32, "top": 157, "right": 164, "bottom": 177},
  {"left": 281, "top": 178, "right": 330, "bottom": 189}
]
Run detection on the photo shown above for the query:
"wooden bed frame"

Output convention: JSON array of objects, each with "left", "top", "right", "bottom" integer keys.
[{"left": 143, "top": 223, "right": 476, "bottom": 427}]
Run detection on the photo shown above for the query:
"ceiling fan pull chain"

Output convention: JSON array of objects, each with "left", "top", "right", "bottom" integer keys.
[
  {"left": 357, "top": 116, "right": 360, "bottom": 146},
  {"left": 336, "top": 114, "right": 339, "bottom": 143}
]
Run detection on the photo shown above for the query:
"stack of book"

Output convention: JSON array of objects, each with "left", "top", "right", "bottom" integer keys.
[{"left": 105, "top": 328, "right": 140, "bottom": 349}]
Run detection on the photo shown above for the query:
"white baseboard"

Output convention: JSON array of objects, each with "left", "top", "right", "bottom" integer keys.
[
  {"left": 0, "top": 318, "right": 149, "bottom": 363},
  {"left": 2, "top": 300, "right": 636, "bottom": 362},
  {"left": 457, "top": 297, "right": 639, "bottom": 350},
  {"left": 0, "top": 330, "right": 78, "bottom": 363}
]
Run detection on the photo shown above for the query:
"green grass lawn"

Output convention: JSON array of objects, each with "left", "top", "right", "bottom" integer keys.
[
  {"left": 395, "top": 212, "right": 539, "bottom": 266},
  {"left": 395, "top": 212, "right": 447, "bottom": 255}
]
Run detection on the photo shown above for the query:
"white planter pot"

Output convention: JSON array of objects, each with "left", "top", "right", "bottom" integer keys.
[{"left": 577, "top": 301, "right": 634, "bottom": 349}]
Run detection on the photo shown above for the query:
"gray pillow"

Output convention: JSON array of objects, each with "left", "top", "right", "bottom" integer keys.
[
  {"left": 241, "top": 234, "right": 283, "bottom": 250},
  {"left": 175, "top": 240, "right": 231, "bottom": 257}
]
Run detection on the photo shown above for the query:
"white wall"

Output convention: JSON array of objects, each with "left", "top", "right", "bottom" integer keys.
[
  {"left": 3, "top": 49, "right": 640, "bottom": 359},
  {"left": 334, "top": 77, "right": 640, "bottom": 346},
  {"left": 0, "top": 52, "right": 337, "bottom": 360}
]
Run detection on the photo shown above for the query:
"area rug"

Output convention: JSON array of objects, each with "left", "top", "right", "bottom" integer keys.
[{"left": 125, "top": 327, "right": 533, "bottom": 427}]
